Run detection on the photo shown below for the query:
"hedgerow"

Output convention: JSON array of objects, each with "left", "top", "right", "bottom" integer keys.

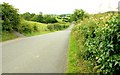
[
  {"left": 47, "top": 23, "right": 69, "bottom": 31},
  {"left": 71, "top": 12, "right": 120, "bottom": 74}
]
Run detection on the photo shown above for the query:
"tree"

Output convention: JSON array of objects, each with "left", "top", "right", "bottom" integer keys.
[
  {"left": 1, "top": 2, "right": 20, "bottom": 31},
  {"left": 21, "top": 12, "right": 31, "bottom": 21},
  {"left": 31, "top": 15, "right": 38, "bottom": 22},
  {"left": 37, "top": 13, "right": 43, "bottom": 22},
  {"left": 21, "top": 12, "right": 35, "bottom": 21},
  {"left": 70, "top": 9, "right": 86, "bottom": 21},
  {"left": 32, "top": 14, "right": 58, "bottom": 23},
  {"left": 42, "top": 15, "right": 58, "bottom": 23}
]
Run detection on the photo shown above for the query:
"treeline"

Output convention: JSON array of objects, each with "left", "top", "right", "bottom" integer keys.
[
  {"left": 57, "top": 9, "right": 88, "bottom": 22},
  {"left": 21, "top": 10, "right": 87, "bottom": 23},
  {"left": 21, "top": 12, "right": 58, "bottom": 23},
  {"left": 20, "top": 9, "right": 88, "bottom": 23}
]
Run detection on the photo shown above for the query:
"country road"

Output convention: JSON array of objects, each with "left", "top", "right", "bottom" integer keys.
[{"left": 2, "top": 23, "right": 74, "bottom": 73}]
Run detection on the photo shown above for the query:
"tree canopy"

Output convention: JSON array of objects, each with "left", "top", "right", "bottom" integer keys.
[
  {"left": 1, "top": 2, "right": 20, "bottom": 31},
  {"left": 70, "top": 9, "right": 86, "bottom": 21}
]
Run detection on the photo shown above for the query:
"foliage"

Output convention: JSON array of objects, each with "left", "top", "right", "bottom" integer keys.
[
  {"left": 21, "top": 12, "right": 58, "bottom": 23},
  {"left": 47, "top": 23, "right": 70, "bottom": 31},
  {"left": 42, "top": 15, "right": 58, "bottom": 23},
  {"left": 1, "top": 2, "right": 70, "bottom": 41},
  {"left": 18, "top": 19, "right": 69, "bottom": 37},
  {"left": 1, "top": 31, "right": 17, "bottom": 41},
  {"left": 21, "top": 12, "right": 35, "bottom": 21},
  {"left": 30, "top": 15, "right": 38, "bottom": 22},
  {"left": 18, "top": 19, "right": 48, "bottom": 34},
  {"left": 36, "top": 12, "right": 44, "bottom": 23},
  {"left": 68, "top": 35, "right": 93, "bottom": 73},
  {"left": 71, "top": 12, "right": 119, "bottom": 74},
  {"left": 57, "top": 14, "right": 71, "bottom": 22},
  {"left": 1, "top": 2, "right": 20, "bottom": 31},
  {"left": 93, "top": 16, "right": 120, "bottom": 74},
  {"left": 70, "top": 9, "right": 87, "bottom": 21}
]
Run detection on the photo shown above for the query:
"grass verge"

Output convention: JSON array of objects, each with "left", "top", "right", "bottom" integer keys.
[
  {"left": 67, "top": 33, "right": 93, "bottom": 73},
  {"left": 1, "top": 31, "right": 18, "bottom": 42}
]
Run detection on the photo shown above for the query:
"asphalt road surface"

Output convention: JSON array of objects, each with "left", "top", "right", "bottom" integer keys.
[{"left": 2, "top": 23, "right": 74, "bottom": 73}]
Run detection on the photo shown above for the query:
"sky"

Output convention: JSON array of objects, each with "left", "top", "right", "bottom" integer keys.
[{"left": 0, "top": 0, "right": 120, "bottom": 14}]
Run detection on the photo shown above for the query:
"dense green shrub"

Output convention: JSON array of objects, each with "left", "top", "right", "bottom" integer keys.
[
  {"left": 33, "top": 25, "right": 39, "bottom": 31},
  {"left": 70, "top": 9, "right": 87, "bottom": 21},
  {"left": 83, "top": 16, "right": 120, "bottom": 74},
  {"left": 95, "top": 16, "right": 120, "bottom": 74},
  {"left": 18, "top": 20, "right": 33, "bottom": 33},
  {"left": 21, "top": 12, "right": 58, "bottom": 23},
  {"left": 21, "top": 12, "right": 35, "bottom": 21},
  {"left": 42, "top": 15, "right": 58, "bottom": 23},
  {"left": 18, "top": 20, "right": 48, "bottom": 34},
  {"left": 1, "top": 2, "right": 20, "bottom": 31},
  {"left": 47, "top": 23, "right": 69, "bottom": 31},
  {"left": 71, "top": 12, "right": 119, "bottom": 74},
  {"left": 47, "top": 24, "right": 54, "bottom": 31}
]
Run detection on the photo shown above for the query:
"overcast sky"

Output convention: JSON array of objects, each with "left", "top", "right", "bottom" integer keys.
[{"left": 0, "top": 0, "right": 120, "bottom": 14}]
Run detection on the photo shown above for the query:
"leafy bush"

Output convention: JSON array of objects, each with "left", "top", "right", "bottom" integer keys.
[
  {"left": 71, "top": 12, "right": 120, "bottom": 74},
  {"left": 21, "top": 12, "right": 35, "bottom": 21},
  {"left": 94, "top": 16, "right": 120, "bottom": 74},
  {"left": 47, "top": 23, "right": 69, "bottom": 31},
  {"left": 42, "top": 15, "right": 58, "bottom": 23},
  {"left": 1, "top": 2, "right": 20, "bottom": 31},
  {"left": 1, "top": 31, "right": 17, "bottom": 41},
  {"left": 70, "top": 9, "right": 87, "bottom": 22},
  {"left": 47, "top": 24, "right": 54, "bottom": 31},
  {"left": 18, "top": 19, "right": 48, "bottom": 34}
]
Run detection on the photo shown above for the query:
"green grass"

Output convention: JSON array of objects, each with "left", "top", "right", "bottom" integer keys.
[
  {"left": 67, "top": 34, "right": 93, "bottom": 73},
  {"left": 68, "top": 35, "right": 80, "bottom": 73},
  {"left": 1, "top": 31, "right": 18, "bottom": 42}
]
